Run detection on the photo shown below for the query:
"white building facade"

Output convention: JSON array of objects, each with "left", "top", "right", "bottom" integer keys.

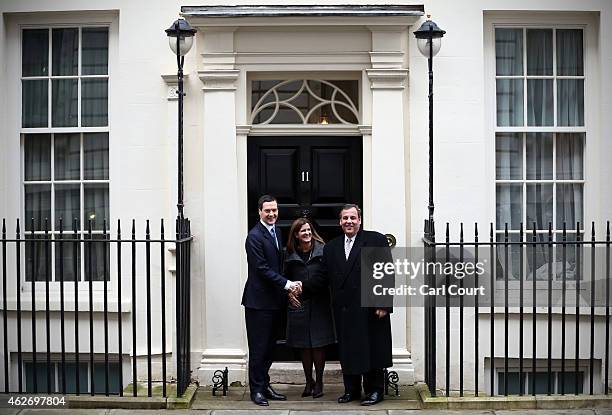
[{"left": 0, "top": 0, "right": 611, "bottom": 396}]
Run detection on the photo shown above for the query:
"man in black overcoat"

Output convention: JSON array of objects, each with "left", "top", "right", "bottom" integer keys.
[
  {"left": 295, "top": 203, "right": 394, "bottom": 406},
  {"left": 242, "top": 194, "right": 302, "bottom": 406}
]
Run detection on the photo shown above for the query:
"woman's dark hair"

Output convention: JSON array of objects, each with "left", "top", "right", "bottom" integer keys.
[{"left": 286, "top": 217, "right": 325, "bottom": 254}]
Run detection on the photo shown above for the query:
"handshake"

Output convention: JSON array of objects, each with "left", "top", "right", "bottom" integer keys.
[{"left": 287, "top": 281, "right": 303, "bottom": 307}]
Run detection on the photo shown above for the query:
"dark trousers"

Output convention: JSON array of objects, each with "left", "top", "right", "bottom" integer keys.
[
  {"left": 343, "top": 368, "right": 385, "bottom": 395},
  {"left": 245, "top": 307, "right": 280, "bottom": 395}
]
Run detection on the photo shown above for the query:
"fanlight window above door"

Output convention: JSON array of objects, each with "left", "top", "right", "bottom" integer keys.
[{"left": 251, "top": 79, "right": 359, "bottom": 125}]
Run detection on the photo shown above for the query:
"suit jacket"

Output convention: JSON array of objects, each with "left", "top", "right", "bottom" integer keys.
[
  {"left": 302, "top": 229, "right": 393, "bottom": 375},
  {"left": 241, "top": 221, "right": 287, "bottom": 310}
]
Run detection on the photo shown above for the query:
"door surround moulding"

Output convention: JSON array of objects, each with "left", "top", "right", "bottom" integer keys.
[{"left": 236, "top": 124, "right": 371, "bottom": 137}]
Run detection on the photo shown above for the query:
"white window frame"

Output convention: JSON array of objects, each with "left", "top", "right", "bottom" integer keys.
[
  {"left": 484, "top": 12, "right": 601, "bottom": 287},
  {"left": 6, "top": 12, "right": 118, "bottom": 293}
]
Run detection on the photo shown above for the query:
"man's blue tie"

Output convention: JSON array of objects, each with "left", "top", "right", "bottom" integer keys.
[{"left": 270, "top": 227, "right": 279, "bottom": 249}]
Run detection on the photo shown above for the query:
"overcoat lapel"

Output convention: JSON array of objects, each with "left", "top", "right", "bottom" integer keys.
[{"left": 339, "top": 231, "right": 363, "bottom": 287}]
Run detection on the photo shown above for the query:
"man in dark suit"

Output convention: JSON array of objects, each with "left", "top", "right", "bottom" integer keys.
[
  {"left": 293, "top": 204, "right": 393, "bottom": 406},
  {"left": 242, "top": 194, "right": 301, "bottom": 406}
]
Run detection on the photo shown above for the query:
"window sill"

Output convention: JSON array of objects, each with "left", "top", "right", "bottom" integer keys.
[{"left": 2, "top": 297, "right": 132, "bottom": 312}]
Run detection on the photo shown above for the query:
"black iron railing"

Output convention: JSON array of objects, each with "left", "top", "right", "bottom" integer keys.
[
  {"left": 424, "top": 221, "right": 611, "bottom": 397},
  {"left": 0, "top": 217, "right": 192, "bottom": 398}
]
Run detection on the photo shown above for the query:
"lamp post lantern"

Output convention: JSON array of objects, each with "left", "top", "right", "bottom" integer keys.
[
  {"left": 166, "top": 19, "right": 196, "bottom": 219},
  {"left": 414, "top": 15, "right": 445, "bottom": 398}
]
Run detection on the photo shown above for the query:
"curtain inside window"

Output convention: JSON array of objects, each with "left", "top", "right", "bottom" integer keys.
[
  {"left": 52, "top": 28, "right": 78, "bottom": 76},
  {"left": 496, "top": 133, "right": 522, "bottom": 179},
  {"left": 54, "top": 133, "right": 81, "bottom": 180},
  {"left": 81, "top": 79, "right": 108, "bottom": 127},
  {"left": 84, "top": 184, "right": 109, "bottom": 230},
  {"left": 24, "top": 134, "right": 51, "bottom": 181},
  {"left": 22, "top": 80, "right": 48, "bottom": 128},
  {"left": 496, "top": 184, "right": 522, "bottom": 230},
  {"left": 84, "top": 133, "right": 109, "bottom": 179},
  {"left": 52, "top": 79, "right": 78, "bottom": 127},
  {"left": 526, "top": 133, "right": 553, "bottom": 179}
]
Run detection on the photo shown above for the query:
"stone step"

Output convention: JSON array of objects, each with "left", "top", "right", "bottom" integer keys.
[
  {"left": 269, "top": 362, "right": 344, "bottom": 384},
  {"left": 193, "top": 384, "right": 421, "bottom": 411}
]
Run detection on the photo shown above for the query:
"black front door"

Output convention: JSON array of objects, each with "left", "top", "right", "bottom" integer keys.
[
  {"left": 247, "top": 136, "right": 363, "bottom": 361},
  {"left": 247, "top": 136, "right": 363, "bottom": 241}
]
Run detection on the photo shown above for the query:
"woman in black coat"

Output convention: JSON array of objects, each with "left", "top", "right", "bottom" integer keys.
[{"left": 285, "top": 218, "right": 335, "bottom": 398}]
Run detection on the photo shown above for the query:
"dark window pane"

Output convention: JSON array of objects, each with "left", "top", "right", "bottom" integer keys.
[
  {"left": 84, "top": 133, "right": 109, "bottom": 180},
  {"left": 557, "top": 184, "right": 583, "bottom": 231},
  {"left": 84, "top": 233, "right": 109, "bottom": 281},
  {"left": 496, "top": 133, "right": 522, "bottom": 179},
  {"left": 25, "top": 184, "right": 51, "bottom": 231},
  {"left": 24, "top": 134, "right": 51, "bottom": 181},
  {"left": 557, "top": 79, "right": 584, "bottom": 127},
  {"left": 527, "top": 79, "right": 554, "bottom": 126},
  {"left": 52, "top": 28, "right": 78, "bottom": 76},
  {"left": 555, "top": 233, "right": 583, "bottom": 281},
  {"left": 527, "top": 372, "right": 555, "bottom": 394},
  {"left": 496, "top": 79, "right": 524, "bottom": 126},
  {"left": 25, "top": 235, "right": 52, "bottom": 282},
  {"left": 526, "top": 133, "right": 553, "bottom": 180},
  {"left": 55, "top": 233, "right": 81, "bottom": 282},
  {"left": 22, "top": 29, "right": 49, "bottom": 76},
  {"left": 84, "top": 184, "right": 109, "bottom": 230},
  {"left": 558, "top": 371, "right": 584, "bottom": 394},
  {"left": 25, "top": 362, "right": 55, "bottom": 392},
  {"left": 496, "top": 184, "right": 522, "bottom": 230},
  {"left": 55, "top": 184, "right": 80, "bottom": 229},
  {"left": 82, "top": 79, "right": 108, "bottom": 126},
  {"left": 526, "top": 183, "right": 553, "bottom": 230},
  {"left": 52, "top": 79, "right": 78, "bottom": 127},
  {"left": 498, "top": 372, "right": 526, "bottom": 395},
  {"left": 22, "top": 79, "right": 48, "bottom": 128},
  {"left": 556, "top": 133, "right": 584, "bottom": 180},
  {"left": 93, "top": 362, "right": 121, "bottom": 394},
  {"left": 495, "top": 28, "right": 523, "bottom": 76},
  {"left": 54, "top": 133, "right": 80, "bottom": 180},
  {"left": 496, "top": 234, "right": 523, "bottom": 281},
  {"left": 60, "top": 362, "right": 89, "bottom": 393},
  {"left": 526, "top": 233, "right": 551, "bottom": 280},
  {"left": 527, "top": 29, "right": 553, "bottom": 75},
  {"left": 82, "top": 28, "right": 109, "bottom": 75},
  {"left": 557, "top": 29, "right": 583, "bottom": 76}
]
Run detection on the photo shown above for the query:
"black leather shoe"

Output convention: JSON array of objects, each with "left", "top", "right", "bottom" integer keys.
[
  {"left": 264, "top": 385, "right": 287, "bottom": 401},
  {"left": 360, "top": 391, "right": 384, "bottom": 406},
  {"left": 251, "top": 392, "right": 269, "bottom": 406},
  {"left": 312, "top": 379, "right": 324, "bottom": 399},
  {"left": 301, "top": 379, "right": 314, "bottom": 397},
  {"left": 337, "top": 392, "right": 360, "bottom": 403}
]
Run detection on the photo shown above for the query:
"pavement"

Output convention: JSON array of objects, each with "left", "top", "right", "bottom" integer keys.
[
  {"left": 0, "top": 384, "right": 610, "bottom": 414},
  {"left": 2, "top": 409, "right": 612, "bottom": 414}
]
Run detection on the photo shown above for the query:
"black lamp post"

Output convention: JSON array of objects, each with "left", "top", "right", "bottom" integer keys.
[
  {"left": 414, "top": 15, "right": 445, "bottom": 397},
  {"left": 166, "top": 19, "right": 196, "bottom": 220},
  {"left": 414, "top": 15, "right": 445, "bottom": 238}
]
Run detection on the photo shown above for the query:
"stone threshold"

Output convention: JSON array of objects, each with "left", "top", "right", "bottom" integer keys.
[
  {"left": 416, "top": 383, "right": 612, "bottom": 410},
  {"left": 64, "top": 384, "right": 197, "bottom": 410}
]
